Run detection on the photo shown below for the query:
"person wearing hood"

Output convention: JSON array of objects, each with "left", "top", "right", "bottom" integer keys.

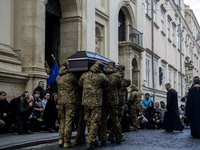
[
  {"left": 79, "top": 61, "right": 110, "bottom": 149},
  {"left": 128, "top": 84, "right": 141, "bottom": 131},
  {"left": 56, "top": 60, "right": 77, "bottom": 148},
  {"left": 108, "top": 65, "right": 131, "bottom": 138},
  {"left": 142, "top": 93, "right": 154, "bottom": 109},
  {"left": 186, "top": 78, "right": 200, "bottom": 138},
  {"left": 100, "top": 61, "right": 125, "bottom": 146}
]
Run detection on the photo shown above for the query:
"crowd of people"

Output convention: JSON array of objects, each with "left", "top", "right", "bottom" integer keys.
[
  {"left": 0, "top": 82, "right": 59, "bottom": 135},
  {"left": 0, "top": 60, "right": 199, "bottom": 150}
]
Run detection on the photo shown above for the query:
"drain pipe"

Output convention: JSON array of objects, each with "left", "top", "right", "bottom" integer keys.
[
  {"left": 152, "top": 0, "right": 155, "bottom": 100},
  {"left": 179, "top": 0, "right": 183, "bottom": 96}
]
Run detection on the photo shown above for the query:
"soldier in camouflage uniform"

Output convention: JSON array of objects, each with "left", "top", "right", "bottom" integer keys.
[
  {"left": 108, "top": 65, "right": 131, "bottom": 140},
  {"left": 75, "top": 76, "right": 86, "bottom": 145},
  {"left": 56, "top": 61, "right": 77, "bottom": 148},
  {"left": 79, "top": 61, "right": 110, "bottom": 149},
  {"left": 100, "top": 61, "right": 125, "bottom": 146},
  {"left": 128, "top": 84, "right": 141, "bottom": 131}
]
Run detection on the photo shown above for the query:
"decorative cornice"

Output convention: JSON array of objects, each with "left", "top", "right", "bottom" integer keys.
[
  {"left": 161, "top": 59, "right": 168, "bottom": 65},
  {"left": 167, "top": 15, "right": 172, "bottom": 21},
  {"left": 160, "top": 4, "right": 167, "bottom": 13},
  {"left": 146, "top": 48, "right": 161, "bottom": 59},
  {"left": 168, "top": 64, "right": 174, "bottom": 69},
  {"left": 172, "top": 43, "right": 176, "bottom": 48},
  {"left": 172, "top": 21, "right": 177, "bottom": 27},
  {"left": 60, "top": 16, "right": 82, "bottom": 24},
  {"left": 154, "top": 23, "right": 159, "bottom": 29},
  {"left": 95, "top": 8, "right": 109, "bottom": 20},
  {"left": 161, "top": 31, "right": 166, "bottom": 37},
  {"left": 146, "top": 14, "right": 152, "bottom": 21},
  {"left": 168, "top": 38, "right": 172, "bottom": 43}
]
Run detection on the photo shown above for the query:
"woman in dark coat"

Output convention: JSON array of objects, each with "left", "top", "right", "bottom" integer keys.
[
  {"left": 43, "top": 93, "right": 58, "bottom": 132},
  {"left": 163, "top": 83, "right": 184, "bottom": 132},
  {"left": 145, "top": 102, "right": 161, "bottom": 129},
  {"left": 186, "top": 79, "right": 200, "bottom": 138}
]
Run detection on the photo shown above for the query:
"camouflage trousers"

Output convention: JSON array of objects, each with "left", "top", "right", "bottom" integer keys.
[
  {"left": 130, "top": 108, "right": 139, "bottom": 128},
  {"left": 84, "top": 106, "right": 101, "bottom": 144},
  {"left": 0, "top": 119, "right": 5, "bottom": 129},
  {"left": 109, "top": 102, "right": 124, "bottom": 137},
  {"left": 100, "top": 105, "right": 123, "bottom": 142},
  {"left": 58, "top": 103, "right": 76, "bottom": 143},
  {"left": 75, "top": 105, "right": 86, "bottom": 143}
]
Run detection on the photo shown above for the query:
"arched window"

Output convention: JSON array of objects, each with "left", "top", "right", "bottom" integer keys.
[{"left": 118, "top": 10, "right": 126, "bottom": 41}]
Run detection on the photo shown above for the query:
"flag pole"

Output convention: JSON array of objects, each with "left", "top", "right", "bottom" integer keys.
[{"left": 51, "top": 54, "right": 56, "bottom": 61}]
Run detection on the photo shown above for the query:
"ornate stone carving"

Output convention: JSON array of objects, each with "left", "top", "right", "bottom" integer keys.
[{"left": 95, "top": 38, "right": 101, "bottom": 54}]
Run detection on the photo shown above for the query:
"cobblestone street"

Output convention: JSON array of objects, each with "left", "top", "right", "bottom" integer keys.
[{"left": 21, "top": 129, "right": 200, "bottom": 150}]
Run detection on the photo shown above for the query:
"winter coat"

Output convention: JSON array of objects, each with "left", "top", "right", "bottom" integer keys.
[
  {"left": 33, "top": 97, "right": 43, "bottom": 118},
  {"left": 0, "top": 99, "right": 10, "bottom": 119},
  {"left": 16, "top": 98, "right": 33, "bottom": 121},
  {"left": 142, "top": 98, "right": 154, "bottom": 109},
  {"left": 129, "top": 84, "right": 141, "bottom": 110}
]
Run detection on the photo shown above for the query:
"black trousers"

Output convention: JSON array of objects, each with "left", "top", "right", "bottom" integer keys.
[{"left": 17, "top": 120, "right": 28, "bottom": 134}]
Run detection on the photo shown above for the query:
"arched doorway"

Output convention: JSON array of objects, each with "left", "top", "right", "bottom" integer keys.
[
  {"left": 132, "top": 58, "right": 139, "bottom": 87},
  {"left": 45, "top": 0, "right": 61, "bottom": 94},
  {"left": 45, "top": 0, "right": 61, "bottom": 69}
]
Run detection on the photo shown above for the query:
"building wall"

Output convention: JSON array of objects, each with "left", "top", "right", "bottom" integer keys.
[{"left": 0, "top": 0, "right": 199, "bottom": 103}]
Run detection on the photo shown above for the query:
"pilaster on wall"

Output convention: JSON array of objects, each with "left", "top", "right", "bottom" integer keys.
[
  {"left": 21, "top": 0, "right": 48, "bottom": 92},
  {"left": 59, "top": 0, "right": 83, "bottom": 60}
]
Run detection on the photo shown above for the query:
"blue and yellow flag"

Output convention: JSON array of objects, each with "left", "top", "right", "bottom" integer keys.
[{"left": 47, "top": 61, "right": 59, "bottom": 85}]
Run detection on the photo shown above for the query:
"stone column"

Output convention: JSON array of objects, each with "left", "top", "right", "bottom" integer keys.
[{"left": 21, "top": 0, "right": 48, "bottom": 92}]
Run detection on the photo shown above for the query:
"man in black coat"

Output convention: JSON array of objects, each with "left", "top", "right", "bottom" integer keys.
[
  {"left": 16, "top": 94, "right": 34, "bottom": 134},
  {"left": 0, "top": 91, "right": 11, "bottom": 134},
  {"left": 33, "top": 81, "right": 46, "bottom": 99},
  {"left": 163, "top": 83, "right": 184, "bottom": 132},
  {"left": 186, "top": 78, "right": 200, "bottom": 138},
  {"left": 10, "top": 91, "right": 28, "bottom": 124}
]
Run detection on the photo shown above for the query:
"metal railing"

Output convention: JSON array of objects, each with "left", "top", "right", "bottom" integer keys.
[{"left": 128, "top": 25, "right": 143, "bottom": 47}]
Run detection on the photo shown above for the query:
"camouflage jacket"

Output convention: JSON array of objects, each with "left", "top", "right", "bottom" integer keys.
[
  {"left": 104, "top": 62, "right": 121, "bottom": 105},
  {"left": 129, "top": 85, "right": 141, "bottom": 110},
  {"left": 118, "top": 77, "right": 131, "bottom": 103},
  {"left": 79, "top": 61, "right": 110, "bottom": 107},
  {"left": 56, "top": 66, "right": 77, "bottom": 105}
]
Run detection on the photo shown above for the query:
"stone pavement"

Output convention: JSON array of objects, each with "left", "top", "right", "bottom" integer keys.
[{"left": 20, "top": 129, "right": 200, "bottom": 150}]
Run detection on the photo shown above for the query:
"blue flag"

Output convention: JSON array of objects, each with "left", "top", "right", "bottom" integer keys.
[{"left": 47, "top": 61, "right": 59, "bottom": 85}]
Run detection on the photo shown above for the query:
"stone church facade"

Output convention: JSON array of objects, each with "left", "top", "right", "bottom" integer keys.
[{"left": 0, "top": 0, "right": 199, "bottom": 102}]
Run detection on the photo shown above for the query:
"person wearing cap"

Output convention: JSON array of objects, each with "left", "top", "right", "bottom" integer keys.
[{"left": 142, "top": 93, "right": 154, "bottom": 109}]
